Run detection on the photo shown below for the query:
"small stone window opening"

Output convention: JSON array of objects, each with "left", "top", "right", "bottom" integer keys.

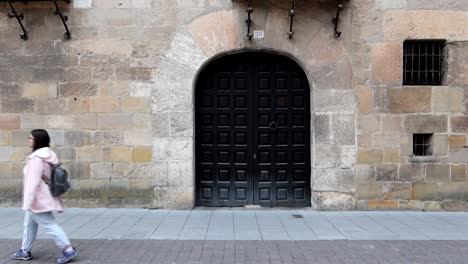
[
  {"left": 403, "top": 40, "right": 446, "bottom": 85},
  {"left": 413, "top": 134, "right": 433, "bottom": 156}
]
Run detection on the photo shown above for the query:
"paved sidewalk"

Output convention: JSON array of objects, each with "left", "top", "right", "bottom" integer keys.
[
  {"left": 2, "top": 239, "right": 468, "bottom": 264},
  {"left": 1, "top": 208, "right": 468, "bottom": 240}
]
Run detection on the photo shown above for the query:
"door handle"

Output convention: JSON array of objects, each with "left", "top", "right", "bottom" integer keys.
[{"left": 269, "top": 121, "right": 277, "bottom": 131}]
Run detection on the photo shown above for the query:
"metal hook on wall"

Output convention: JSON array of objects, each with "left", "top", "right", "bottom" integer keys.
[
  {"left": 287, "top": 0, "right": 295, "bottom": 39},
  {"left": 6, "top": 0, "right": 28, "bottom": 40},
  {"left": 245, "top": 0, "right": 253, "bottom": 40},
  {"left": 332, "top": 1, "right": 343, "bottom": 38}
]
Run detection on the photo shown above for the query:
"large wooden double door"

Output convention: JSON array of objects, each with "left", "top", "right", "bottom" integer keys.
[{"left": 195, "top": 52, "right": 311, "bottom": 207}]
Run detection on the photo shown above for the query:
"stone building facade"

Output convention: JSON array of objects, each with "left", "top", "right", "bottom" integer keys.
[{"left": 0, "top": 0, "right": 467, "bottom": 210}]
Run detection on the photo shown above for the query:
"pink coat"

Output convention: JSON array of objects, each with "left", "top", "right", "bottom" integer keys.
[{"left": 22, "top": 147, "right": 64, "bottom": 213}]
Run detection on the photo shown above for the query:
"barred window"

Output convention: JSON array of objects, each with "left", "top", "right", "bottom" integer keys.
[
  {"left": 403, "top": 40, "right": 445, "bottom": 85},
  {"left": 413, "top": 134, "right": 433, "bottom": 156}
]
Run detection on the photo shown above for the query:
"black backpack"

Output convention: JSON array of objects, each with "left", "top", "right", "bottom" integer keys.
[{"left": 47, "top": 163, "right": 70, "bottom": 197}]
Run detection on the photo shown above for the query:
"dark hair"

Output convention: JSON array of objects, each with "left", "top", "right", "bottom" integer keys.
[{"left": 31, "top": 129, "right": 50, "bottom": 151}]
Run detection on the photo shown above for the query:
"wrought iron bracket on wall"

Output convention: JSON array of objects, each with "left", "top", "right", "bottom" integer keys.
[
  {"left": 245, "top": 0, "right": 253, "bottom": 40},
  {"left": 332, "top": 1, "right": 344, "bottom": 38},
  {"left": 2, "top": 0, "right": 71, "bottom": 41},
  {"left": 287, "top": 0, "right": 295, "bottom": 39}
]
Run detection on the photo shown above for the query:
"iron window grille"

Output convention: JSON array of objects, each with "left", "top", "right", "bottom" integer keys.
[
  {"left": 413, "top": 134, "right": 433, "bottom": 156},
  {"left": 403, "top": 40, "right": 446, "bottom": 86}
]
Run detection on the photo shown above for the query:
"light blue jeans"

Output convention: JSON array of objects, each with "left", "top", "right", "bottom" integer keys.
[{"left": 21, "top": 211, "right": 71, "bottom": 252}]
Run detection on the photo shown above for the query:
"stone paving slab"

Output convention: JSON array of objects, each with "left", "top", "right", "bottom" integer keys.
[
  {"left": 1, "top": 239, "right": 468, "bottom": 264},
  {"left": 2, "top": 208, "right": 468, "bottom": 241}
]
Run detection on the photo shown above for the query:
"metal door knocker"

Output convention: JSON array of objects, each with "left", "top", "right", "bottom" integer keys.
[{"left": 269, "top": 122, "right": 278, "bottom": 131}]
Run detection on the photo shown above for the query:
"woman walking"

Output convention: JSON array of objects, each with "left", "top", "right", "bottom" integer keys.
[{"left": 12, "top": 129, "right": 78, "bottom": 264}]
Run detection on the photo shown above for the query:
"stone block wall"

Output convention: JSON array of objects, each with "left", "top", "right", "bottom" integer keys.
[
  {"left": 354, "top": 1, "right": 468, "bottom": 211},
  {"left": 0, "top": 0, "right": 467, "bottom": 210}
]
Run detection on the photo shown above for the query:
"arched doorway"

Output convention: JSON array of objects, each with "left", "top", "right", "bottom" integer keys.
[{"left": 195, "top": 51, "right": 311, "bottom": 207}]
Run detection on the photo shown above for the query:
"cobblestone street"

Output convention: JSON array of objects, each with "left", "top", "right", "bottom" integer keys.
[{"left": 2, "top": 239, "right": 468, "bottom": 264}]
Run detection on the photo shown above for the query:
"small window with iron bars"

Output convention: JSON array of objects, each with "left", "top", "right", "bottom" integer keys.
[
  {"left": 403, "top": 40, "right": 446, "bottom": 86},
  {"left": 413, "top": 134, "right": 433, "bottom": 156}
]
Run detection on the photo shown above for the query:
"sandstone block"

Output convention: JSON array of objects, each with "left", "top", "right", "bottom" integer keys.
[
  {"left": 153, "top": 112, "right": 170, "bottom": 137},
  {"left": 132, "top": 114, "right": 151, "bottom": 130},
  {"left": 10, "top": 147, "right": 27, "bottom": 161},
  {"left": 376, "top": 164, "right": 398, "bottom": 181},
  {"left": 339, "top": 146, "right": 356, "bottom": 169},
  {"left": 439, "top": 183, "right": 468, "bottom": 200},
  {"left": 10, "top": 131, "right": 29, "bottom": 147},
  {"left": 47, "top": 115, "right": 75, "bottom": 129},
  {"left": 451, "top": 164, "right": 467, "bottom": 182},
  {"left": 399, "top": 200, "right": 424, "bottom": 211},
  {"left": 129, "top": 180, "right": 153, "bottom": 190},
  {"left": 48, "top": 130, "right": 65, "bottom": 147},
  {"left": 355, "top": 164, "right": 375, "bottom": 183},
  {"left": 446, "top": 42, "right": 468, "bottom": 86},
  {"left": 424, "top": 201, "right": 442, "bottom": 211},
  {"left": 35, "top": 99, "right": 68, "bottom": 114},
  {"left": 92, "top": 131, "right": 124, "bottom": 146},
  {"left": 22, "top": 83, "right": 57, "bottom": 98},
  {"left": 0, "top": 163, "right": 11, "bottom": 179},
  {"left": 68, "top": 98, "right": 90, "bottom": 113},
  {"left": 372, "top": 133, "right": 400, "bottom": 148},
  {"left": 99, "top": 114, "right": 132, "bottom": 130},
  {"left": 357, "top": 148, "right": 383, "bottom": 164},
  {"left": 168, "top": 161, "right": 193, "bottom": 187},
  {"left": 383, "top": 10, "right": 465, "bottom": 41},
  {"left": 432, "top": 134, "right": 448, "bottom": 156},
  {"left": 357, "top": 134, "right": 372, "bottom": 148},
  {"left": 314, "top": 144, "right": 337, "bottom": 168},
  {"left": 97, "top": 81, "right": 130, "bottom": 97},
  {"left": 90, "top": 97, "right": 120, "bottom": 113},
  {"left": 371, "top": 42, "right": 402, "bottom": 85},
  {"left": 368, "top": 200, "right": 399, "bottom": 209},
  {"left": 76, "top": 147, "right": 102, "bottom": 162},
  {"left": 449, "top": 135, "right": 466, "bottom": 149},
  {"left": 121, "top": 97, "right": 151, "bottom": 113},
  {"left": 448, "top": 149, "right": 468, "bottom": 163},
  {"left": 20, "top": 114, "right": 46, "bottom": 129},
  {"left": 103, "top": 147, "right": 132, "bottom": 162},
  {"left": 381, "top": 115, "right": 401, "bottom": 132},
  {"left": 130, "top": 81, "right": 152, "bottom": 97},
  {"left": 357, "top": 86, "right": 373, "bottom": 114},
  {"left": 312, "top": 57, "right": 353, "bottom": 90},
  {"left": 358, "top": 115, "right": 379, "bottom": 134},
  {"left": 399, "top": 164, "right": 423, "bottom": 181},
  {"left": 124, "top": 130, "right": 152, "bottom": 146},
  {"left": 132, "top": 147, "right": 152, "bottom": 162},
  {"left": 152, "top": 161, "right": 168, "bottom": 186},
  {"left": 412, "top": 182, "right": 440, "bottom": 200},
  {"left": 0, "top": 99, "right": 34, "bottom": 113},
  {"left": 314, "top": 90, "right": 355, "bottom": 113},
  {"left": 383, "top": 182, "right": 412, "bottom": 200},
  {"left": 153, "top": 138, "right": 193, "bottom": 161},
  {"left": 312, "top": 192, "right": 355, "bottom": 210},
  {"left": 0, "top": 131, "right": 9, "bottom": 146},
  {"left": 0, "top": 83, "right": 21, "bottom": 99},
  {"left": 56, "top": 148, "right": 75, "bottom": 162},
  {"left": 77, "top": 115, "right": 99, "bottom": 130},
  {"left": 113, "top": 162, "right": 152, "bottom": 179},
  {"left": 442, "top": 201, "right": 468, "bottom": 211},
  {"left": 404, "top": 115, "right": 447, "bottom": 133},
  {"left": 356, "top": 182, "right": 384, "bottom": 200},
  {"left": 313, "top": 114, "right": 330, "bottom": 144},
  {"left": 451, "top": 116, "right": 468, "bottom": 133},
  {"left": 389, "top": 87, "right": 431, "bottom": 113},
  {"left": 432, "top": 87, "right": 464, "bottom": 113},
  {"left": 426, "top": 164, "right": 450, "bottom": 182},
  {"left": 90, "top": 162, "right": 112, "bottom": 179},
  {"left": 384, "top": 148, "right": 400, "bottom": 163},
  {"left": 332, "top": 114, "right": 355, "bottom": 145},
  {"left": 64, "top": 130, "right": 91, "bottom": 147},
  {"left": 170, "top": 112, "right": 193, "bottom": 137},
  {"left": 59, "top": 83, "right": 98, "bottom": 97}
]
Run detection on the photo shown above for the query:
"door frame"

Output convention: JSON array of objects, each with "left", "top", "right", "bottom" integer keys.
[{"left": 192, "top": 49, "right": 313, "bottom": 207}]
